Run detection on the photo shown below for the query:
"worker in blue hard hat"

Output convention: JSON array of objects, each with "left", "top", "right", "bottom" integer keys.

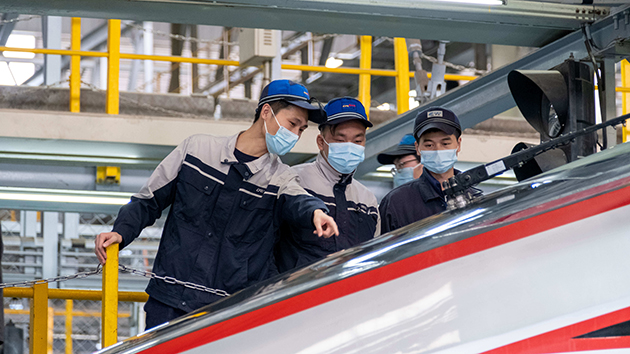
[
  {"left": 275, "top": 97, "right": 379, "bottom": 273},
  {"left": 377, "top": 134, "right": 423, "bottom": 188},
  {"left": 95, "top": 79, "right": 339, "bottom": 329}
]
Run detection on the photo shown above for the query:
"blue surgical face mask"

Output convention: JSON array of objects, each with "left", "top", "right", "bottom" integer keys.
[
  {"left": 264, "top": 108, "right": 299, "bottom": 156},
  {"left": 421, "top": 149, "right": 458, "bottom": 174},
  {"left": 392, "top": 167, "right": 415, "bottom": 188},
  {"left": 324, "top": 139, "right": 365, "bottom": 174}
]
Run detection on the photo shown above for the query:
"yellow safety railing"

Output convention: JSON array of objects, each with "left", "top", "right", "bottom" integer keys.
[
  {"left": 4, "top": 244, "right": 147, "bottom": 353},
  {"left": 2, "top": 18, "right": 630, "bottom": 121},
  {"left": 622, "top": 59, "right": 630, "bottom": 143},
  {"left": 0, "top": 18, "right": 478, "bottom": 119},
  {"left": 102, "top": 244, "right": 119, "bottom": 347}
]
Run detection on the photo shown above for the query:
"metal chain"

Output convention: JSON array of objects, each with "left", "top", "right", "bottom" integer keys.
[
  {"left": 125, "top": 22, "right": 238, "bottom": 46},
  {"left": 118, "top": 264, "right": 230, "bottom": 297},
  {"left": 0, "top": 265, "right": 102, "bottom": 289},
  {"left": 0, "top": 15, "right": 39, "bottom": 26},
  {"left": 4, "top": 78, "right": 71, "bottom": 98},
  {"left": 0, "top": 263, "right": 229, "bottom": 297},
  {"left": 382, "top": 37, "right": 487, "bottom": 75},
  {"left": 419, "top": 52, "right": 487, "bottom": 75},
  {"left": 79, "top": 80, "right": 207, "bottom": 119}
]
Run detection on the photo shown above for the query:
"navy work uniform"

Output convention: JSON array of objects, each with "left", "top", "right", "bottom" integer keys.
[
  {"left": 275, "top": 97, "right": 380, "bottom": 273},
  {"left": 379, "top": 169, "right": 481, "bottom": 234},
  {"left": 379, "top": 106, "right": 482, "bottom": 234},
  {"left": 112, "top": 80, "right": 328, "bottom": 328}
]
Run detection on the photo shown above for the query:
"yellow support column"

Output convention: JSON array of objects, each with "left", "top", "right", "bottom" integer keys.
[
  {"left": 29, "top": 282, "right": 49, "bottom": 354},
  {"left": 65, "top": 300, "right": 73, "bottom": 354},
  {"left": 358, "top": 36, "right": 372, "bottom": 120},
  {"left": 622, "top": 59, "right": 630, "bottom": 143},
  {"left": 47, "top": 307, "right": 54, "bottom": 354},
  {"left": 102, "top": 243, "right": 119, "bottom": 348},
  {"left": 69, "top": 17, "right": 81, "bottom": 113},
  {"left": 394, "top": 37, "right": 410, "bottom": 114},
  {"left": 106, "top": 20, "right": 121, "bottom": 115}
]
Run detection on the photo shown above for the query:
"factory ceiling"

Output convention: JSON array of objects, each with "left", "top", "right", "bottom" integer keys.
[{"left": 0, "top": 0, "right": 611, "bottom": 47}]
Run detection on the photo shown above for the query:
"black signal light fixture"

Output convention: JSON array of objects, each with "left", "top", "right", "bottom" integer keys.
[{"left": 507, "top": 56, "right": 597, "bottom": 181}]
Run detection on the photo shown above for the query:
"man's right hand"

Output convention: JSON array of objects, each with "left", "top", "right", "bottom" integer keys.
[{"left": 95, "top": 232, "right": 123, "bottom": 265}]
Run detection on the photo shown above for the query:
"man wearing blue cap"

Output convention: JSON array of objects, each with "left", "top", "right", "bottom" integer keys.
[
  {"left": 94, "top": 79, "right": 339, "bottom": 328},
  {"left": 379, "top": 107, "right": 482, "bottom": 234},
  {"left": 275, "top": 97, "right": 380, "bottom": 273},
  {"left": 377, "top": 134, "right": 423, "bottom": 188}
]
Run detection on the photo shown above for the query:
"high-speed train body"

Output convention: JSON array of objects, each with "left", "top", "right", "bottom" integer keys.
[{"left": 99, "top": 141, "right": 630, "bottom": 354}]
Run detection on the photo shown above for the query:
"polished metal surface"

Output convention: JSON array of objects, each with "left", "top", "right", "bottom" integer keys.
[{"left": 101, "top": 141, "right": 630, "bottom": 353}]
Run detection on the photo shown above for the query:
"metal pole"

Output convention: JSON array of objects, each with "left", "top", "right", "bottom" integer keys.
[
  {"left": 622, "top": 59, "right": 629, "bottom": 143},
  {"left": 101, "top": 243, "right": 119, "bottom": 348},
  {"left": 4, "top": 287, "right": 148, "bottom": 302},
  {"left": 70, "top": 18, "right": 81, "bottom": 113},
  {"left": 106, "top": 20, "right": 121, "bottom": 115},
  {"left": 603, "top": 58, "right": 617, "bottom": 147},
  {"left": 42, "top": 212, "right": 59, "bottom": 286},
  {"left": 394, "top": 37, "right": 410, "bottom": 114},
  {"left": 271, "top": 30, "right": 282, "bottom": 81},
  {"left": 29, "top": 282, "right": 48, "bottom": 354},
  {"left": 47, "top": 307, "right": 54, "bottom": 354},
  {"left": 128, "top": 27, "right": 141, "bottom": 92},
  {"left": 358, "top": 35, "right": 372, "bottom": 120},
  {"left": 42, "top": 16, "right": 62, "bottom": 86},
  {"left": 63, "top": 213, "right": 79, "bottom": 240},
  {"left": 65, "top": 300, "right": 73, "bottom": 354},
  {"left": 142, "top": 22, "right": 154, "bottom": 93}
]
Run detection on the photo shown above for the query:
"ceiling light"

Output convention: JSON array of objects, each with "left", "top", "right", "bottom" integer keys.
[
  {"left": 325, "top": 57, "right": 343, "bottom": 69},
  {"left": 376, "top": 103, "right": 390, "bottom": 111},
  {"left": 0, "top": 187, "right": 131, "bottom": 206},
  {"left": 435, "top": 0, "right": 504, "bottom": 5},
  {"left": 3, "top": 34, "right": 36, "bottom": 59}
]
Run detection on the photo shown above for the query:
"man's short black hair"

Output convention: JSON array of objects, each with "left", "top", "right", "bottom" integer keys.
[
  {"left": 318, "top": 123, "right": 339, "bottom": 137},
  {"left": 254, "top": 100, "right": 291, "bottom": 122},
  {"left": 416, "top": 127, "right": 462, "bottom": 142}
]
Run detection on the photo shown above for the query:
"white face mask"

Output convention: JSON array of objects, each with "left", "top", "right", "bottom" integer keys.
[
  {"left": 420, "top": 149, "right": 458, "bottom": 174},
  {"left": 264, "top": 108, "right": 299, "bottom": 156},
  {"left": 323, "top": 138, "right": 365, "bottom": 174},
  {"left": 392, "top": 167, "right": 415, "bottom": 188}
]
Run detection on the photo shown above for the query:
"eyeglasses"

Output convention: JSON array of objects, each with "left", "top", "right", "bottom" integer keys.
[
  {"left": 391, "top": 159, "right": 419, "bottom": 176},
  {"left": 393, "top": 158, "right": 419, "bottom": 171}
]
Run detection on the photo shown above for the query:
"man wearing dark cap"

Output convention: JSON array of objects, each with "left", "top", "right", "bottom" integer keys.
[
  {"left": 379, "top": 107, "right": 481, "bottom": 234},
  {"left": 377, "top": 134, "right": 422, "bottom": 188},
  {"left": 275, "top": 97, "right": 380, "bottom": 273},
  {"left": 95, "top": 79, "right": 339, "bottom": 328}
]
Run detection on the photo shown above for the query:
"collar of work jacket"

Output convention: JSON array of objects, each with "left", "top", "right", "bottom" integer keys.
[
  {"left": 220, "top": 133, "right": 275, "bottom": 177},
  {"left": 416, "top": 169, "right": 446, "bottom": 203},
  {"left": 315, "top": 152, "right": 354, "bottom": 185}
]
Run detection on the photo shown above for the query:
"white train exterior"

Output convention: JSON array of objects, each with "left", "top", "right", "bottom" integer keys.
[{"left": 98, "top": 141, "right": 630, "bottom": 354}]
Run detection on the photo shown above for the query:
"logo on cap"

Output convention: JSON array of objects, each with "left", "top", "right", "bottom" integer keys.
[
  {"left": 342, "top": 104, "right": 356, "bottom": 108},
  {"left": 427, "top": 110, "right": 443, "bottom": 118}
]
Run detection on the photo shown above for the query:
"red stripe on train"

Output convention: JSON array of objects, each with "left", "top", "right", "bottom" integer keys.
[
  {"left": 483, "top": 306, "right": 630, "bottom": 353},
  {"left": 143, "top": 182, "right": 630, "bottom": 354}
]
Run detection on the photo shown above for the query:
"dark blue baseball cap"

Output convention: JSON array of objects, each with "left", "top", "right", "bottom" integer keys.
[
  {"left": 320, "top": 97, "right": 373, "bottom": 129},
  {"left": 413, "top": 106, "right": 462, "bottom": 140},
  {"left": 257, "top": 79, "right": 326, "bottom": 124},
  {"left": 377, "top": 134, "right": 419, "bottom": 164}
]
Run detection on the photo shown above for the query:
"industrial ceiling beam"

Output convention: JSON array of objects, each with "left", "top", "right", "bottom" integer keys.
[
  {"left": 357, "top": 7, "right": 630, "bottom": 177},
  {"left": 0, "top": 0, "right": 609, "bottom": 47},
  {"left": 0, "top": 13, "right": 19, "bottom": 46}
]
